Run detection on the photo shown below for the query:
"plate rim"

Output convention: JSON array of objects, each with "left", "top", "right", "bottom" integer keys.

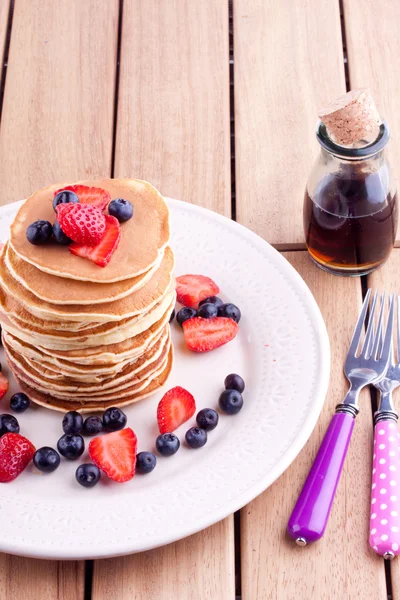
[{"left": 0, "top": 197, "right": 330, "bottom": 559}]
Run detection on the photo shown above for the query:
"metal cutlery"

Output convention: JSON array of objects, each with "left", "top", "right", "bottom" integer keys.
[{"left": 287, "top": 290, "right": 395, "bottom": 546}]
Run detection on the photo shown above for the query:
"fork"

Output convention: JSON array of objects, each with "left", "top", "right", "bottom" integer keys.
[
  {"left": 369, "top": 297, "right": 400, "bottom": 559},
  {"left": 287, "top": 290, "right": 395, "bottom": 546}
]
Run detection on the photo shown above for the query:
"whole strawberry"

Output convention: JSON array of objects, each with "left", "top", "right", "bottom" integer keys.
[
  {"left": 57, "top": 203, "right": 106, "bottom": 246},
  {"left": 0, "top": 433, "right": 36, "bottom": 482}
]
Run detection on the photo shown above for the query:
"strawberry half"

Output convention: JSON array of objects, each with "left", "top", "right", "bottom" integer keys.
[
  {"left": 157, "top": 386, "right": 196, "bottom": 434},
  {"left": 0, "top": 373, "right": 8, "bottom": 400},
  {"left": 69, "top": 215, "right": 121, "bottom": 267},
  {"left": 54, "top": 184, "right": 111, "bottom": 211},
  {"left": 0, "top": 433, "right": 35, "bottom": 482},
  {"left": 183, "top": 317, "right": 239, "bottom": 352},
  {"left": 88, "top": 427, "right": 137, "bottom": 483},
  {"left": 176, "top": 275, "right": 220, "bottom": 308},
  {"left": 57, "top": 203, "right": 106, "bottom": 246}
]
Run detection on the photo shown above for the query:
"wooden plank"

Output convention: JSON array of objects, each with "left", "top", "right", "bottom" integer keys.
[
  {"left": 0, "top": 0, "right": 119, "bottom": 204},
  {"left": 343, "top": 0, "right": 400, "bottom": 242},
  {"left": 367, "top": 249, "right": 400, "bottom": 600},
  {"left": 113, "top": 0, "right": 231, "bottom": 215},
  {"left": 240, "top": 252, "right": 386, "bottom": 600},
  {"left": 93, "top": 520, "right": 235, "bottom": 600},
  {"left": 0, "top": 0, "right": 10, "bottom": 74},
  {"left": 0, "top": 0, "right": 119, "bottom": 597},
  {"left": 93, "top": 1, "right": 234, "bottom": 598},
  {"left": 233, "top": 0, "right": 346, "bottom": 247},
  {"left": 0, "top": 558, "right": 84, "bottom": 600}
]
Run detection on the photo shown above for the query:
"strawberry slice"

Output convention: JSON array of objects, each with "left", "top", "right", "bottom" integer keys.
[
  {"left": 54, "top": 184, "right": 111, "bottom": 211},
  {"left": 0, "top": 373, "right": 8, "bottom": 400},
  {"left": 88, "top": 427, "right": 137, "bottom": 483},
  {"left": 69, "top": 215, "right": 121, "bottom": 267},
  {"left": 157, "top": 386, "right": 196, "bottom": 434},
  {"left": 0, "top": 433, "right": 35, "bottom": 482},
  {"left": 176, "top": 275, "right": 220, "bottom": 308},
  {"left": 57, "top": 203, "right": 106, "bottom": 246},
  {"left": 183, "top": 317, "right": 239, "bottom": 352}
]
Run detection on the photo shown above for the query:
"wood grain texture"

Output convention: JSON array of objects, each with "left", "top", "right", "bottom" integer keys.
[
  {"left": 114, "top": 0, "right": 231, "bottom": 214},
  {"left": 0, "top": 0, "right": 119, "bottom": 205},
  {"left": 93, "top": 520, "right": 235, "bottom": 600},
  {"left": 233, "top": 0, "right": 346, "bottom": 246},
  {"left": 343, "top": 0, "right": 400, "bottom": 242},
  {"left": 0, "top": 0, "right": 10, "bottom": 73},
  {"left": 0, "top": 557, "right": 84, "bottom": 600},
  {"left": 240, "top": 253, "right": 386, "bottom": 600},
  {"left": 367, "top": 249, "right": 400, "bottom": 600}
]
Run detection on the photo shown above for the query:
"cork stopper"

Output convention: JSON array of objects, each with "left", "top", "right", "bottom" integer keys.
[{"left": 318, "top": 89, "right": 381, "bottom": 146}]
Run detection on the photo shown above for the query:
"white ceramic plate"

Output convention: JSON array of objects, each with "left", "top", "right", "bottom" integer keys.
[{"left": 0, "top": 199, "right": 330, "bottom": 559}]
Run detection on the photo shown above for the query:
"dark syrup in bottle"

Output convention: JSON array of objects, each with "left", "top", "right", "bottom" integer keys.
[{"left": 304, "top": 169, "right": 397, "bottom": 274}]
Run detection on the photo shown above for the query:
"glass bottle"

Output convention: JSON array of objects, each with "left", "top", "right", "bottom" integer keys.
[{"left": 303, "top": 122, "right": 397, "bottom": 276}]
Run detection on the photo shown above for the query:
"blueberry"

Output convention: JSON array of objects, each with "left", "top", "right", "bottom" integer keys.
[
  {"left": 82, "top": 416, "right": 103, "bottom": 436},
  {"left": 62, "top": 411, "right": 83, "bottom": 434},
  {"left": 26, "top": 220, "right": 53, "bottom": 245},
  {"left": 108, "top": 199, "right": 134, "bottom": 223},
  {"left": 224, "top": 373, "right": 245, "bottom": 393},
  {"left": 185, "top": 427, "right": 207, "bottom": 449},
  {"left": 156, "top": 433, "right": 180, "bottom": 457},
  {"left": 196, "top": 408, "right": 219, "bottom": 431},
  {"left": 0, "top": 414, "right": 20, "bottom": 436},
  {"left": 176, "top": 307, "right": 197, "bottom": 327},
  {"left": 103, "top": 407, "right": 127, "bottom": 431},
  {"left": 53, "top": 220, "right": 72, "bottom": 244},
  {"left": 197, "top": 303, "right": 218, "bottom": 319},
  {"left": 199, "top": 296, "right": 224, "bottom": 308},
  {"left": 57, "top": 434, "right": 85, "bottom": 460},
  {"left": 219, "top": 389, "right": 243, "bottom": 415},
  {"left": 136, "top": 451, "right": 157, "bottom": 474},
  {"left": 218, "top": 303, "right": 241, "bottom": 323},
  {"left": 76, "top": 463, "right": 101, "bottom": 488},
  {"left": 169, "top": 308, "right": 176, "bottom": 323},
  {"left": 53, "top": 190, "right": 79, "bottom": 212},
  {"left": 33, "top": 447, "right": 60, "bottom": 473},
  {"left": 10, "top": 392, "right": 30, "bottom": 413}
]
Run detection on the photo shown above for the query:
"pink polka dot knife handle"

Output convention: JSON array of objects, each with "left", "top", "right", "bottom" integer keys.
[{"left": 369, "top": 420, "right": 400, "bottom": 558}]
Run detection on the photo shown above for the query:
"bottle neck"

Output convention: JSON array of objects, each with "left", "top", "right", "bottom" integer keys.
[{"left": 316, "top": 121, "right": 389, "bottom": 161}]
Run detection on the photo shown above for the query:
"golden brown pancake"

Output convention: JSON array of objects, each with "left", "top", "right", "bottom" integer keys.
[
  {"left": 10, "top": 178, "right": 170, "bottom": 282},
  {"left": 5, "top": 243, "right": 163, "bottom": 305}
]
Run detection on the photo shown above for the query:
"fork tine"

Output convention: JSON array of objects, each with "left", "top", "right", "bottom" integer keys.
[
  {"left": 370, "top": 292, "right": 386, "bottom": 359},
  {"left": 380, "top": 294, "right": 395, "bottom": 362},
  {"left": 361, "top": 290, "right": 378, "bottom": 358},
  {"left": 348, "top": 289, "right": 372, "bottom": 357}
]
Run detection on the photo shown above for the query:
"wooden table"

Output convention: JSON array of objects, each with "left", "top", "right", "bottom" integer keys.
[{"left": 0, "top": 1, "right": 399, "bottom": 598}]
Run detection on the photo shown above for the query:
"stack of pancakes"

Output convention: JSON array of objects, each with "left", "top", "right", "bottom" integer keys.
[{"left": 0, "top": 179, "right": 175, "bottom": 412}]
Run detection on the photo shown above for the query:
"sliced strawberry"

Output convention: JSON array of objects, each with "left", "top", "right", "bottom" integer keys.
[
  {"left": 183, "top": 317, "right": 239, "bottom": 352},
  {"left": 54, "top": 184, "right": 111, "bottom": 211},
  {"left": 176, "top": 275, "right": 220, "bottom": 308},
  {"left": 0, "top": 373, "right": 8, "bottom": 400},
  {"left": 157, "top": 386, "right": 196, "bottom": 434},
  {"left": 69, "top": 215, "right": 121, "bottom": 267},
  {"left": 88, "top": 428, "right": 137, "bottom": 483},
  {"left": 0, "top": 433, "right": 35, "bottom": 482},
  {"left": 57, "top": 203, "right": 106, "bottom": 246}
]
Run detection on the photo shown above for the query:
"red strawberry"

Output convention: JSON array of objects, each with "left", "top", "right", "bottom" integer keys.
[
  {"left": 54, "top": 184, "right": 111, "bottom": 211},
  {"left": 88, "top": 427, "right": 137, "bottom": 483},
  {"left": 0, "top": 433, "right": 35, "bottom": 482},
  {"left": 183, "top": 317, "right": 239, "bottom": 352},
  {"left": 176, "top": 275, "right": 220, "bottom": 308},
  {"left": 57, "top": 203, "right": 106, "bottom": 246},
  {"left": 69, "top": 215, "right": 121, "bottom": 267},
  {"left": 0, "top": 373, "right": 8, "bottom": 400},
  {"left": 157, "top": 386, "right": 196, "bottom": 434}
]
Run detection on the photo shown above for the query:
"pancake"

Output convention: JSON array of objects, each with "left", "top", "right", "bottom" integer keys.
[
  {"left": 0, "top": 245, "right": 175, "bottom": 322},
  {"left": 12, "top": 347, "right": 174, "bottom": 413},
  {"left": 9, "top": 178, "right": 170, "bottom": 282},
  {"left": 5, "top": 243, "right": 163, "bottom": 305}
]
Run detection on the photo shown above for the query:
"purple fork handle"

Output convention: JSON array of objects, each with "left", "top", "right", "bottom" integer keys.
[
  {"left": 369, "top": 419, "right": 400, "bottom": 557},
  {"left": 287, "top": 410, "right": 355, "bottom": 544}
]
